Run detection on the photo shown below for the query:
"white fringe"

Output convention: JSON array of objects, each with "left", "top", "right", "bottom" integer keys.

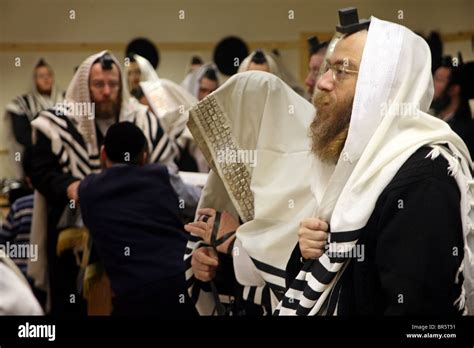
[{"left": 426, "top": 147, "right": 440, "bottom": 160}]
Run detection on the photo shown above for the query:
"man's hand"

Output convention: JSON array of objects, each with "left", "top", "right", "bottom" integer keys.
[
  {"left": 298, "top": 217, "right": 329, "bottom": 260},
  {"left": 191, "top": 246, "right": 219, "bottom": 282},
  {"left": 66, "top": 180, "right": 81, "bottom": 203},
  {"left": 184, "top": 208, "right": 239, "bottom": 249}
]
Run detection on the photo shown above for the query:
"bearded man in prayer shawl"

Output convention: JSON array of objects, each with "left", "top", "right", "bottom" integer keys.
[
  {"left": 4, "top": 59, "right": 63, "bottom": 179},
  {"left": 183, "top": 70, "right": 316, "bottom": 315},
  {"left": 28, "top": 51, "right": 181, "bottom": 315},
  {"left": 278, "top": 8, "right": 474, "bottom": 315}
]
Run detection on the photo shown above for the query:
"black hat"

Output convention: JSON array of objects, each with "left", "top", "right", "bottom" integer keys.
[
  {"left": 125, "top": 38, "right": 160, "bottom": 69},
  {"left": 463, "top": 61, "right": 474, "bottom": 99},
  {"left": 426, "top": 31, "right": 443, "bottom": 73},
  {"left": 213, "top": 36, "right": 249, "bottom": 76},
  {"left": 440, "top": 54, "right": 474, "bottom": 100},
  {"left": 336, "top": 7, "right": 370, "bottom": 34},
  {"left": 307, "top": 36, "right": 328, "bottom": 55},
  {"left": 104, "top": 122, "right": 147, "bottom": 164}
]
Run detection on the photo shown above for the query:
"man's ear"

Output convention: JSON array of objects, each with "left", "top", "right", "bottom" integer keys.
[{"left": 141, "top": 151, "right": 149, "bottom": 166}]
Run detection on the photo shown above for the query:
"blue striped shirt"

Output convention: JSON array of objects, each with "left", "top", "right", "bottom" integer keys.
[{"left": 0, "top": 194, "right": 34, "bottom": 276}]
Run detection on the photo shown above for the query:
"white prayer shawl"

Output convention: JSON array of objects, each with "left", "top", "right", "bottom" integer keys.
[
  {"left": 239, "top": 50, "right": 307, "bottom": 99},
  {"left": 130, "top": 54, "right": 208, "bottom": 172},
  {"left": 0, "top": 251, "right": 43, "bottom": 315},
  {"left": 237, "top": 50, "right": 280, "bottom": 77},
  {"left": 181, "top": 62, "right": 222, "bottom": 100},
  {"left": 132, "top": 53, "right": 160, "bottom": 83},
  {"left": 184, "top": 71, "right": 316, "bottom": 314},
  {"left": 27, "top": 51, "right": 176, "bottom": 302},
  {"left": 4, "top": 61, "right": 63, "bottom": 179},
  {"left": 278, "top": 17, "right": 474, "bottom": 315}
]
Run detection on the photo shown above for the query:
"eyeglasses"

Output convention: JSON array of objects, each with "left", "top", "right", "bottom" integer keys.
[
  {"left": 90, "top": 80, "right": 120, "bottom": 90},
  {"left": 321, "top": 61, "right": 358, "bottom": 83}
]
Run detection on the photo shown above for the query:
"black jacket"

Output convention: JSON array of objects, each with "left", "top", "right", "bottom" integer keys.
[
  {"left": 79, "top": 163, "right": 189, "bottom": 298},
  {"left": 286, "top": 147, "right": 464, "bottom": 315}
]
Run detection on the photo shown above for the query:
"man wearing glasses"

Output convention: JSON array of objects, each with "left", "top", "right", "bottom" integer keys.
[{"left": 282, "top": 8, "right": 473, "bottom": 315}]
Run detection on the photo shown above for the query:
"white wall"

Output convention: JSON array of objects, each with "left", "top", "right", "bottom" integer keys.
[{"left": 1, "top": 0, "right": 473, "bottom": 177}]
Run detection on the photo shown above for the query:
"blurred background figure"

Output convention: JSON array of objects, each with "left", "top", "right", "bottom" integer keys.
[
  {"left": 430, "top": 55, "right": 474, "bottom": 157},
  {"left": 4, "top": 59, "right": 64, "bottom": 180},
  {"left": 305, "top": 36, "right": 328, "bottom": 100},
  {"left": 181, "top": 62, "right": 221, "bottom": 101}
]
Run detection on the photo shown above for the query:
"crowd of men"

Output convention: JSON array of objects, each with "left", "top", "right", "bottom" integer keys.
[{"left": 1, "top": 7, "right": 473, "bottom": 317}]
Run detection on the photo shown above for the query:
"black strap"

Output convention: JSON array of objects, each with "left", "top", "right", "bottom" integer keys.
[
  {"left": 210, "top": 211, "right": 221, "bottom": 248},
  {"left": 226, "top": 235, "right": 237, "bottom": 255},
  {"left": 215, "top": 230, "right": 236, "bottom": 247}
]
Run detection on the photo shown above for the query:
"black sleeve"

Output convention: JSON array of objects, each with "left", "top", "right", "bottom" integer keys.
[
  {"left": 376, "top": 176, "right": 464, "bottom": 315},
  {"left": 30, "top": 130, "right": 79, "bottom": 206},
  {"left": 9, "top": 112, "right": 32, "bottom": 147}
]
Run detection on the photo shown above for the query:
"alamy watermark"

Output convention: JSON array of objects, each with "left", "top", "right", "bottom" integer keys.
[
  {"left": 54, "top": 101, "right": 95, "bottom": 120},
  {"left": 0, "top": 242, "right": 38, "bottom": 262},
  {"left": 325, "top": 242, "right": 365, "bottom": 262},
  {"left": 216, "top": 147, "right": 258, "bottom": 168},
  {"left": 381, "top": 100, "right": 420, "bottom": 118}
]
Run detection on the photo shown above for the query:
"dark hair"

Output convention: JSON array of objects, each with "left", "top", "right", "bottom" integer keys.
[
  {"left": 93, "top": 53, "right": 116, "bottom": 71},
  {"left": 130, "top": 86, "right": 145, "bottom": 100},
  {"left": 104, "top": 122, "right": 148, "bottom": 164},
  {"left": 191, "top": 56, "right": 203, "bottom": 65},
  {"left": 201, "top": 67, "right": 218, "bottom": 82},
  {"left": 127, "top": 53, "right": 137, "bottom": 63},
  {"left": 35, "top": 58, "right": 49, "bottom": 69},
  {"left": 251, "top": 49, "right": 267, "bottom": 65},
  {"left": 308, "top": 37, "right": 329, "bottom": 56}
]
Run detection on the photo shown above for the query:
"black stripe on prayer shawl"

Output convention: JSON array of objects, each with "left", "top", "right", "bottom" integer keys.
[
  {"left": 189, "top": 234, "right": 202, "bottom": 243},
  {"left": 144, "top": 111, "right": 155, "bottom": 146},
  {"left": 266, "top": 282, "right": 286, "bottom": 296},
  {"left": 288, "top": 278, "right": 307, "bottom": 291},
  {"left": 262, "top": 285, "right": 273, "bottom": 311},
  {"left": 329, "top": 229, "right": 361, "bottom": 243},
  {"left": 247, "top": 286, "right": 257, "bottom": 303},
  {"left": 154, "top": 138, "right": 171, "bottom": 162},
  {"left": 309, "top": 261, "right": 338, "bottom": 286},
  {"left": 280, "top": 294, "right": 299, "bottom": 310},
  {"left": 42, "top": 110, "right": 89, "bottom": 151},
  {"left": 250, "top": 257, "right": 286, "bottom": 279},
  {"left": 43, "top": 110, "right": 70, "bottom": 132},
  {"left": 58, "top": 135, "right": 90, "bottom": 171}
]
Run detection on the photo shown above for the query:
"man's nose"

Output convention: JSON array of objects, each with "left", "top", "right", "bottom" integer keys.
[
  {"left": 316, "top": 69, "right": 334, "bottom": 92},
  {"left": 103, "top": 84, "right": 111, "bottom": 96}
]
